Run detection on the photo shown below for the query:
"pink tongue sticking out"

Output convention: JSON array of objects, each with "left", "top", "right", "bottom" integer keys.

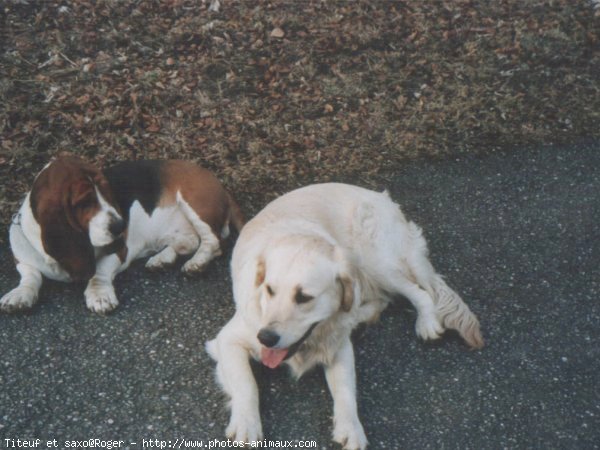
[{"left": 261, "top": 347, "right": 289, "bottom": 369}]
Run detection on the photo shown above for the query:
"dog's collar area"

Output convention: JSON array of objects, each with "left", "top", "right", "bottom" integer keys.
[
  {"left": 11, "top": 212, "right": 22, "bottom": 226},
  {"left": 284, "top": 321, "right": 320, "bottom": 361},
  {"left": 96, "top": 236, "right": 125, "bottom": 257}
]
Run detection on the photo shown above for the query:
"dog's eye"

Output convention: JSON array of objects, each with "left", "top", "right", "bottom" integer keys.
[
  {"left": 76, "top": 191, "right": 96, "bottom": 209},
  {"left": 265, "top": 285, "right": 274, "bottom": 296},
  {"left": 295, "top": 291, "right": 314, "bottom": 304}
]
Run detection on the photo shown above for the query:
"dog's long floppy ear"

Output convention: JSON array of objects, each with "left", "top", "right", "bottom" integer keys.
[
  {"left": 334, "top": 247, "right": 355, "bottom": 312},
  {"left": 29, "top": 169, "right": 95, "bottom": 281},
  {"left": 337, "top": 273, "right": 354, "bottom": 312},
  {"left": 63, "top": 177, "right": 94, "bottom": 233},
  {"left": 255, "top": 256, "right": 266, "bottom": 287},
  {"left": 42, "top": 219, "right": 96, "bottom": 282}
]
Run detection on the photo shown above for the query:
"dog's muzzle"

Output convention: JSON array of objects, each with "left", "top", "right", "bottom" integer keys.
[
  {"left": 109, "top": 216, "right": 126, "bottom": 237},
  {"left": 284, "top": 321, "right": 320, "bottom": 360},
  {"left": 257, "top": 328, "right": 280, "bottom": 348},
  {"left": 259, "top": 322, "right": 320, "bottom": 369}
]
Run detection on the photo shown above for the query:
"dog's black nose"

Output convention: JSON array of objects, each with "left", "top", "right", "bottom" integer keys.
[
  {"left": 257, "top": 328, "right": 280, "bottom": 348},
  {"left": 109, "top": 217, "right": 126, "bottom": 237}
]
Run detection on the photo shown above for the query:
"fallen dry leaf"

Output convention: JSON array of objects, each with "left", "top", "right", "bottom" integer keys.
[
  {"left": 146, "top": 122, "right": 160, "bottom": 133},
  {"left": 270, "top": 27, "right": 285, "bottom": 39},
  {"left": 0, "top": 0, "right": 598, "bottom": 238}
]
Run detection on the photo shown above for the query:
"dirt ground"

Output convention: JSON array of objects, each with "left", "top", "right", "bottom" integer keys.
[{"left": 1, "top": 0, "right": 599, "bottom": 231}]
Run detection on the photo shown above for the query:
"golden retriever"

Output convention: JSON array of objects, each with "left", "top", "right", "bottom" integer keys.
[{"left": 207, "top": 183, "right": 483, "bottom": 449}]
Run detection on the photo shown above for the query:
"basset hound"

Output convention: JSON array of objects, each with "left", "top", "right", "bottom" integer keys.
[{"left": 0, "top": 155, "right": 244, "bottom": 314}]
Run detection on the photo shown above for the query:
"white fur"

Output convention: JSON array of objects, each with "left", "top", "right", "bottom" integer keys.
[
  {"left": 85, "top": 253, "right": 121, "bottom": 313},
  {"left": 2, "top": 188, "right": 223, "bottom": 314},
  {"left": 88, "top": 187, "right": 121, "bottom": 247},
  {"left": 207, "top": 183, "right": 483, "bottom": 450},
  {"left": 0, "top": 261, "right": 43, "bottom": 311},
  {"left": 176, "top": 191, "right": 222, "bottom": 274},
  {"left": 84, "top": 194, "right": 223, "bottom": 313},
  {"left": 326, "top": 339, "right": 367, "bottom": 449},
  {"left": 0, "top": 193, "right": 70, "bottom": 312},
  {"left": 14, "top": 193, "right": 71, "bottom": 281}
]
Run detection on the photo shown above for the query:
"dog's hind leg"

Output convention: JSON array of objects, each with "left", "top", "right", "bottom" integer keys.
[
  {"left": 387, "top": 272, "right": 445, "bottom": 341},
  {"left": 146, "top": 229, "right": 203, "bottom": 271},
  {"left": 402, "top": 221, "right": 484, "bottom": 348},
  {"left": 145, "top": 246, "right": 178, "bottom": 271},
  {"left": 352, "top": 200, "right": 443, "bottom": 341},
  {"left": 175, "top": 192, "right": 222, "bottom": 275}
]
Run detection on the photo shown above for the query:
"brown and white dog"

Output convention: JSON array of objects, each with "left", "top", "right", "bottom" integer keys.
[{"left": 0, "top": 155, "right": 244, "bottom": 314}]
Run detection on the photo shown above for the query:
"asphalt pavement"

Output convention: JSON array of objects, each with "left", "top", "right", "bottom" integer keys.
[{"left": 1, "top": 142, "right": 598, "bottom": 450}]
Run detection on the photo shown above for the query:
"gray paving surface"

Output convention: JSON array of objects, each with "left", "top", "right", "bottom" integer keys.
[{"left": 1, "top": 142, "right": 599, "bottom": 449}]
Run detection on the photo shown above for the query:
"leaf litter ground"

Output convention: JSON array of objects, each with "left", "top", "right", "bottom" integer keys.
[{"left": 1, "top": 1, "right": 598, "bottom": 234}]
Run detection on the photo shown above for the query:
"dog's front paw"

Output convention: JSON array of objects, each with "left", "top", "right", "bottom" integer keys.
[
  {"left": 0, "top": 287, "right": 38, "bottom": 312},
  {"left": 145, "top": 257, "right": 171, "bottom": 272},
  {"left": 226, "top": 412, "right": 263, "bottom": 445},
  {"left": 415, "top": 313, "right": 444, "bottom": 341},
  {"left": 333, "top": 416, "right": 368, "bottom": 450},
  {"left": 145, "top": 247, "right": 177, "bottom": 272},
  {"left": 85, "top": 283, "right": 119, "bottom": 314},
  {"left": 181, "top": 259, "right": 209, "bottom": 275}
]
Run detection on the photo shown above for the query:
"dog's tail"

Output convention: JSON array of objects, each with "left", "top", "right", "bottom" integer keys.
[
  {"left": 430, "top": 275, "right": 484, "bottom": 349},
  {"left": 226, "top": 192, "right": 246, "bottom": 234},
  {"left": 406, "top": 222, "right": 484, "bottom": 349}
]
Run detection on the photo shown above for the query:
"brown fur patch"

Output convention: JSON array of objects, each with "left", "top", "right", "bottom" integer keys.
[
  {"left": 159, "top": 160, "right": 244, "bottom": 235},
  {"left": 31, "top": 155, "right": 116, "bottom": 281},
  {"left": 255, "top": 257, "right": 266, "bottom": 287},
  {"left": 337, "top": 274, "right": 354, "bottom": 312}
]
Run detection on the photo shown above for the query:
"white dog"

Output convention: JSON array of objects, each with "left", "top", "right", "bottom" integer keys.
[{"left": 206, "top": 183, "right": 483, "bottom": 450}]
